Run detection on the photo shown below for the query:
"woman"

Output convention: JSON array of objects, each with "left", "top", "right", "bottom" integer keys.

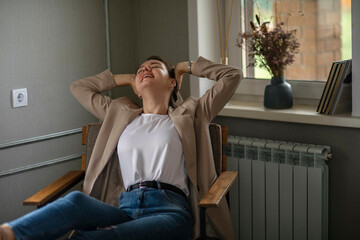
[{"left": 0, "top": 56, "right": 241, "bottom": 240}]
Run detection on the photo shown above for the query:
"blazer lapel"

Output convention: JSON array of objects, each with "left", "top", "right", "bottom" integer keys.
[
  {"left": 101, "top": 106, "right": 143, "bottom": 171},
  {"left": 85, "top": 105, "right": 142, "bottom": 195},
  {"left": 169, "top": 106, "right": 198, "bottom": 189}
]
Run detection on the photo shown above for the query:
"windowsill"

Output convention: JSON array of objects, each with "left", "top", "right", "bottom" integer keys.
[{"left": 219, "top": 100, "right": 360, "bottom": 129}]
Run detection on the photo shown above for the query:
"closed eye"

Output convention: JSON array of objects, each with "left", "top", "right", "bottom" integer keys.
[{"left": 136, "top": 62, "right": 162, "bottom": 75}]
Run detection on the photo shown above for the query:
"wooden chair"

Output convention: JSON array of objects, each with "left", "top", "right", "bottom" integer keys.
[{"left": 24, "top": 123, "right": 238, "bottom": 240}]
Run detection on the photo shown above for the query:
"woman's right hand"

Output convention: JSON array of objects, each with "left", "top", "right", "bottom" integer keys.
[
  {"left": 174, "top": 62, "right": 189, "bottom": 91},
  {"left": 113, "top": 74, "right": 137, "bottom": 95}
]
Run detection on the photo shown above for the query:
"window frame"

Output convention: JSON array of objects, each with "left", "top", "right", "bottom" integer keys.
[{"left": 235, "top": 78, "right": 325, "bottom": 103}]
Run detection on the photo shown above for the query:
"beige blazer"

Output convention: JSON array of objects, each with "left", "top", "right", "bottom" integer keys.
[{"left": 70, "top": 56, "right": 241, "bottom": 240}]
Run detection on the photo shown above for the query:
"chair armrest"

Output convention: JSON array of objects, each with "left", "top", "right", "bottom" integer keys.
[
  {"left": 23, "top": 170, "right": 85, "bottom": 208},
  {"left": 199, "top": 171, "right": 238, "bottom": 208}
]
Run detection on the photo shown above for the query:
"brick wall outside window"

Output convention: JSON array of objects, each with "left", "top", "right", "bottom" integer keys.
[{"left": 274, "top": 0, "right": 342, "bottom": 81}]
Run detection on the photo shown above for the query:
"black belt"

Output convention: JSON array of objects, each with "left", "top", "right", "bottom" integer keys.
[{"left": 127, "top": 181, "right": 187, "bottom": 200}]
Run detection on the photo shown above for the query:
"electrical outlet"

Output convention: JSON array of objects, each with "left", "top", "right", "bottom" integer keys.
[{"left": 12, "top": 88, "right": 28, "bottom": 108}]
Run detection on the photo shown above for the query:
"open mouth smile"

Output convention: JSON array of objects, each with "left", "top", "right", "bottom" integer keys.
[{"left": 141, "top": 74, "right": 154, "bottom": 82}]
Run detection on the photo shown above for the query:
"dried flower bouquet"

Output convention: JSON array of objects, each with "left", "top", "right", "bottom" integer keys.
[{"left": 236, "top": 14, "right": 300, "bottom": 77}]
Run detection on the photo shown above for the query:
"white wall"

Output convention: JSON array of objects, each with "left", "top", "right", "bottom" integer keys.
[
  {"left": 188, "top": 0, "right": 242, "bottom": 97},
  {"left": 197, "top": 0, "right": 221, "bottom": 96}
]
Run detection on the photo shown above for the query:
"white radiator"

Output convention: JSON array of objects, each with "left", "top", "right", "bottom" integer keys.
[{"left": 226, "top": 136, "right": 331, "bottom": 240}]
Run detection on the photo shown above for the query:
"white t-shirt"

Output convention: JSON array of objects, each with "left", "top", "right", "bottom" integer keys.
[{"left": 117, "top": 113, "right": 189, "bottom": 196}]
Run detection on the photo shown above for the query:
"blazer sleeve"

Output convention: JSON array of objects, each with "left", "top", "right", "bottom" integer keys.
[
  {"left": 191, "top": 56, "right": 242, "bottom": 122},
  {"left": 70, "top": 69, "right": 117, "bottom": 121}
]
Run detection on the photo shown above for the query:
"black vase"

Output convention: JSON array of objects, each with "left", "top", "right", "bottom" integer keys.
[{"left": 264, "top": 76, "right": 293, "bottom": 109}]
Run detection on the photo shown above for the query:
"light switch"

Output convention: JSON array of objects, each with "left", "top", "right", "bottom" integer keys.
[{"left": 12, "top": 88, "right": 28, "bottom": 108}]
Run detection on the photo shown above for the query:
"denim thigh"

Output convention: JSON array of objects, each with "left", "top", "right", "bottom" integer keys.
[{"left": 71, "top": 188, "right": 193, "bottom": 240}]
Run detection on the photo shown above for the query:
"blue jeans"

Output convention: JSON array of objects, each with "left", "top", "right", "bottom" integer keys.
[{"left": 8, "top": 189, "right": 193, "bottom": 240}]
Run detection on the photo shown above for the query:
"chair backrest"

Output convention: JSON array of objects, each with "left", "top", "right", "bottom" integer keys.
[
  {"left": 208, "top": 123, "right": 228, "bottom": 176},
  {"left": 82, "top": 123, "right": 227, "bottom": 176},
  {"left": 82, "top": 123, "right": 102, "bottom": 171}
]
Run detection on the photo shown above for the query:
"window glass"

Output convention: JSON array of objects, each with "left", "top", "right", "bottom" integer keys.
[{"left": 244, "top": 0, "right": 352, "bottom": 81}]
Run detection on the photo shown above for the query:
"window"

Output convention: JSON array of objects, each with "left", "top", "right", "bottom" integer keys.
[
  {"left": 241, "top": 0, "right": 352, "bottom": 82},
  {"left": 190, "top": 0, "right": 357, "bottom": 112}
]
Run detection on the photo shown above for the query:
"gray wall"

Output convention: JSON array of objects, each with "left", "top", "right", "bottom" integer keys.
[
  {"left": 214, "top": 116, "right": 360, "bottom": 239},
  {"left": 109, "top": 0, "right": 190, "bottom": 101},
  {"left": 0, "top": 0, "right": 104, "bottom": 222}
]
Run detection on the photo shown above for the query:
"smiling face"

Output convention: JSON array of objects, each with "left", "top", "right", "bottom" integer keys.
[{"left": 134, "top": 59, "right": 176, "bottom": 98}]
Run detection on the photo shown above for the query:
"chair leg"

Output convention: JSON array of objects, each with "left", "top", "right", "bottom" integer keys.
[{"left": 200, "top": 207, "right": 206, "bottom": 240}]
